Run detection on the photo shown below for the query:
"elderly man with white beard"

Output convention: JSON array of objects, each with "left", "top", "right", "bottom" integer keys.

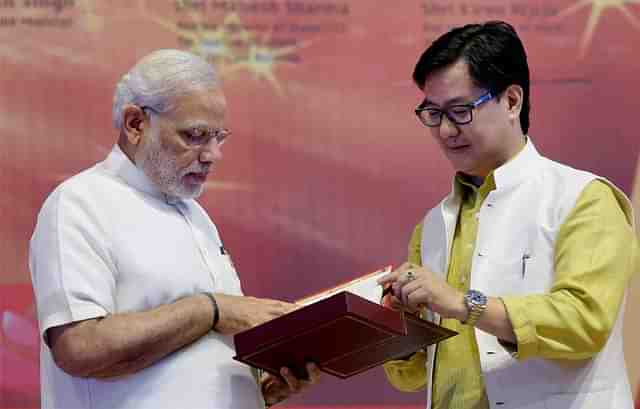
[{"left": 29, "top": 49, "right": 320, "bottom": 409}]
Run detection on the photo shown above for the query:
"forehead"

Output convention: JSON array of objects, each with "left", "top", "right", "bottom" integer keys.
[
  {"left": 422, "top": 60, "right": 478, "bottom": 105},
  {"left": 168, "top": 88, "right": 227, "bottom": 125}
]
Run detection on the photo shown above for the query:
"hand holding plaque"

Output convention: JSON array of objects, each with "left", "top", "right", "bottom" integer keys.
[{"left": 233, "top": 267, "right": 457, "bottom": 379}]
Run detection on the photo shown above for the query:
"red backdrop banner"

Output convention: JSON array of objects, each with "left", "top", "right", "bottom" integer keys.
[{"left": 1, "top": 0, "right": 639, "bottom": 407}]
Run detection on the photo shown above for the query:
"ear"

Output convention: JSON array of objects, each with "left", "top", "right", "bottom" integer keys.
[
  {"left": 122, "top": 104, "right": 147, "bottom": 146},
  {"left": 504, "top": 84, "right": 523, "bottom": 122}
]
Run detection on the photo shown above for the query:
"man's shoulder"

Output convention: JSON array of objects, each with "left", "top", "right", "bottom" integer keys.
[
  {"left": 40, "top": 161, "right": 125, "bottom": 215},
  {"left": 541, "top": 158, "right": 628, "bottom": 202},
  {"left": 528, "top": 157, "right": 598, "bottom": 199},
  {"left": 58, "top": 162, "right": 107, "bottom": 189},
  {"left": 539, "top": 156, "right": 597, "bottom": 181}
]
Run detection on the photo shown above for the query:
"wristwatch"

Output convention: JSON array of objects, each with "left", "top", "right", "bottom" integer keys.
[{"left": 462, "top": 289, "right": 488, "bottom": 326}]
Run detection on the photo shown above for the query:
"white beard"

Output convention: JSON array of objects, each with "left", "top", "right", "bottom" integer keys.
[{"left": 135, "top": 130, "right": 205, "bottom": 200}]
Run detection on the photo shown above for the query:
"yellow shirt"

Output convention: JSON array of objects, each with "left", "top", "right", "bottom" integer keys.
[{"left": 383, "top": 179, "right": 638, "bottom": 409}]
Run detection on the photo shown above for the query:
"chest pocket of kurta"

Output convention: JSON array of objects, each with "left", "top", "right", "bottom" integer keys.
[
  {"left": 479, "top": 248, "right": 555, "bottom": 296},
  {"left": 478, "top": 255, "right": 529, "bottom": 296},
  {"left": 475, "top": 212, "right": 556, "bottom": 296}
]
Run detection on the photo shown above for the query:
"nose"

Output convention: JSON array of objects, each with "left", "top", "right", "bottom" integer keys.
[
  {"left": 199, "top": 140, "right": 223, "bottom": 163},
  {"left": 437, "top": 114, "right": 460, "bottom": 139}
]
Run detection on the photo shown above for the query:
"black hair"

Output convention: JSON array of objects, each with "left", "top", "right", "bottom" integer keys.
[{"left": 413, "top": 21, "right": 530, "bottom": 134}]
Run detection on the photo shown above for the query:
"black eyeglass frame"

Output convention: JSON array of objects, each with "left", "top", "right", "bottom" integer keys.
[{"left": 414, "top": 91, "right": 495, "bottom": 127}]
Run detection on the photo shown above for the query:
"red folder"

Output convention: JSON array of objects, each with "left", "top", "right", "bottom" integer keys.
[{"left": 233, "top": 291, "right": 457, "bottom": 379}]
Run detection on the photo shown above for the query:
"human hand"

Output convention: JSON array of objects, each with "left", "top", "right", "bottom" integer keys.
[
  {"left": 261, "top": 363, "right": 321, "bottom": 407},
  {"left": 381, "top": 282, "right": 420, "bottom": 314},
  {"left": 377, "top": 262, "right": 466, "bottom": 320},
  {"left": 213, "top": 294, "right": 299, "bottom": 335}
]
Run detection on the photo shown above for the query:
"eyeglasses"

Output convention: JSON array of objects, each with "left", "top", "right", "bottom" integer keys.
[
  {"left": 414, "top": 92, "right": 494, "bottom": 127},
  {"left": 140, "top": 105, "right": 231, "bottom": 147}
]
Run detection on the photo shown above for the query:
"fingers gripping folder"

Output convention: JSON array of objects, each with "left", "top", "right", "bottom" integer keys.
[{"left": 233, "top": 267, "right": 457, "bottom": 379}]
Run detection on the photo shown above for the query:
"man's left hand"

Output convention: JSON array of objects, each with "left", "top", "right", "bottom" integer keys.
[
  {"left": 377, "top": 262, "right": 467, "bottom": 321},
  {"left": 261, "top": 363, "right": 321, "bottom": 406}
]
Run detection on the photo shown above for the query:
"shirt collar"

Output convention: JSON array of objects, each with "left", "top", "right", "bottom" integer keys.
[
  {"left": 456, "top": 172, "right": 496, "bottom": 201},
  {"left": 103, "top": 144, "right": 183, "bottom": 205}
]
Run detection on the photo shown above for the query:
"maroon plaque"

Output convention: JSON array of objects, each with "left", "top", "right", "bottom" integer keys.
[{"left": 233, "top": 291, "right": 457, "bottom": 379}]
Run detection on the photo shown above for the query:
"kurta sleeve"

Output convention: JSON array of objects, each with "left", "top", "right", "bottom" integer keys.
[
  {"left": 29, "top": 185, "right": 117, "bottom": 341},
  {"left": 501, "top": 180, "right": 638, "bottom": 360},
  {"left": 383, "top": 222, "right": 428, "bottom": 391}
]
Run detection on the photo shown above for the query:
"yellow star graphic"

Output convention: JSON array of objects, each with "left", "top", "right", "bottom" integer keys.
[
  {"left": 144, "top": 7, "right": 252, "bottom": 65},
  {"left": 141, "top": 4, "right": 307, "bottom": 96},
  {"left": 222, "top": 40, "right": 309, "bottom": 96},
  {"left": 557, "top": 0, "right": 640, "bottom": 57}
]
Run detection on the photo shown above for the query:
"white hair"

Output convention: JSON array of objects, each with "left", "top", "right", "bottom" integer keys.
[{"left": 112, "top": 49, "right": 219, "bottom": 129}]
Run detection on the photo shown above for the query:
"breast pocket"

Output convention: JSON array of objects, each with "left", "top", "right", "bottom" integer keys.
[
  {"left": 481, "top": 251, "right": 553, "bottom": 297},
  {"left": 482, "top": 256, "right": 529, "bottom": 295}
]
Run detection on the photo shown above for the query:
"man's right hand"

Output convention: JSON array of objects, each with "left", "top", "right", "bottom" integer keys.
[{"left": 213, "top": 294, "right": 298, "bottom": 335}]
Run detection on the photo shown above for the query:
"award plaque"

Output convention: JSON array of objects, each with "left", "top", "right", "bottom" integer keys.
[{"left": 234, "top": 290, "right": 456, "bottom": 379}]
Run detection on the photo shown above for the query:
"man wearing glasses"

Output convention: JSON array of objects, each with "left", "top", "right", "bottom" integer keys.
[
  {"left": 379, "top": 21, "right": 637, "bottom": 409},
  {"left": 29, "top": 49, "right": 319, "bottom": 409}
]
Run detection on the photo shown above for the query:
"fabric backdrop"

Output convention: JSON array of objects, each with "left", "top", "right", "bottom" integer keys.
[{"left": 1, "top": 1, "right": 639, "bottom": 407}]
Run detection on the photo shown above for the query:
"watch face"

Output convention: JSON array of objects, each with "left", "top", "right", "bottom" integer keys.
[
  {"left": 467, "top": 290, "right": 487, "bottom": 305},
  {"left": 463, "top": 289, "right": 487, "bottom": 325}
]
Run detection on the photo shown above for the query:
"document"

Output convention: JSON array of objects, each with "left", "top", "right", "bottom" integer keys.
[{"left": 296, "top": 266, "right": 391, "bottom": 306}]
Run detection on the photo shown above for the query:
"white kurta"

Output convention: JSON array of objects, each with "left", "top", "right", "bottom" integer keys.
[{"left": 29, "top": 145, "right": 262, "bottom": 409}]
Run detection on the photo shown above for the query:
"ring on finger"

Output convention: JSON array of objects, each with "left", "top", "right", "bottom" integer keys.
[{"left": 405, "top": 270, "right": 416, "bottom": 282}]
